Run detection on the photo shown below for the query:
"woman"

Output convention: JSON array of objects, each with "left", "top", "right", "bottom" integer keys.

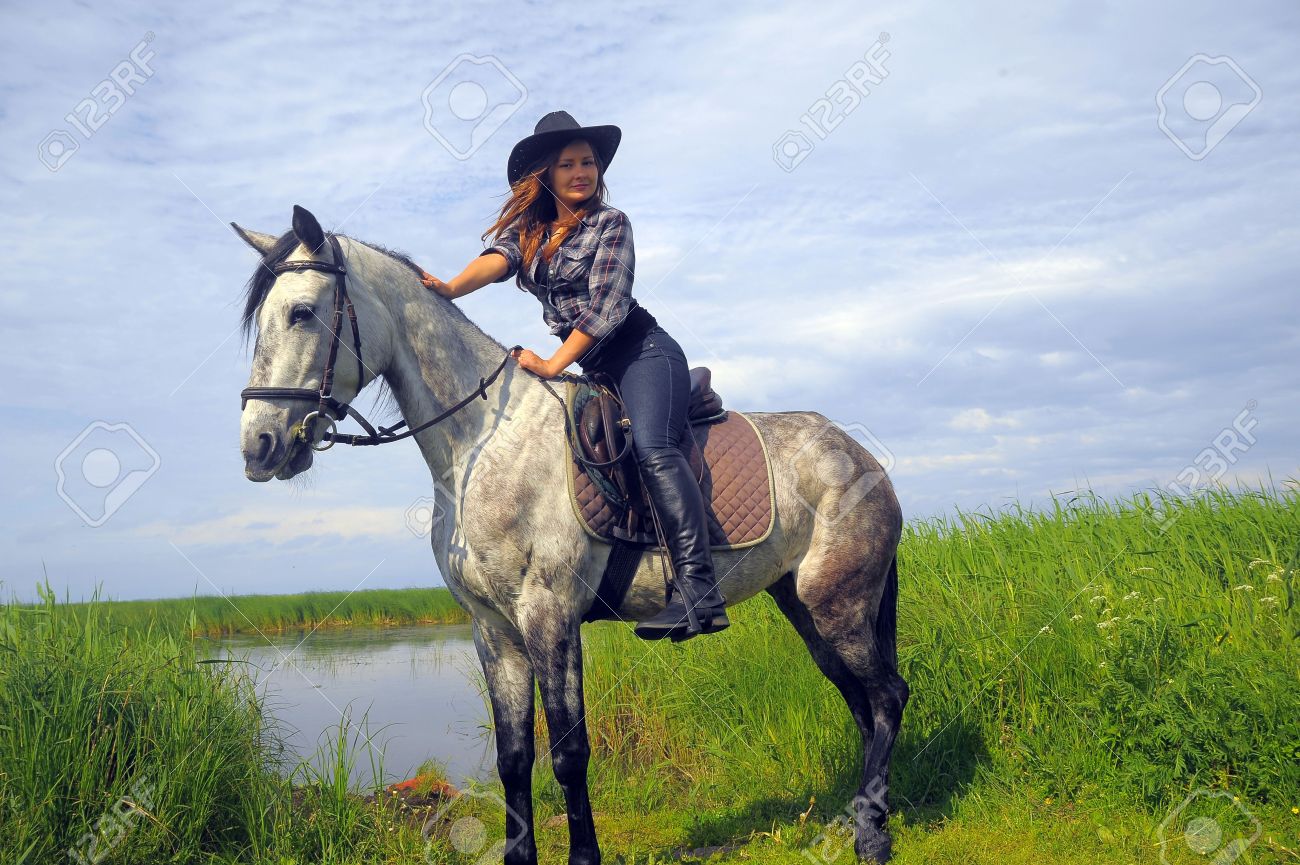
[{"left": 419, "top": 110, "right": 728, "bottom": 642}]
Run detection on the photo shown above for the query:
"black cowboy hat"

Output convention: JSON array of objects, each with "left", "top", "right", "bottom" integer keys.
[{"left": 507, "top": 110, "right": 621, "bottom": 187}]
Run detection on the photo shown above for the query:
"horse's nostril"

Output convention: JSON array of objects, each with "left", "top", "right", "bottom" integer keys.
[{"left": 256, "top": 432, "right": 274, "bottom": 464}]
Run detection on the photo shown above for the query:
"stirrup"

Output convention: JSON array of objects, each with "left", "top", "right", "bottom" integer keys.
[
  {"left": 668, "top": 576, "right": 730, "bottom": 641},
  {"left": 672, "top": 576, "right": 705, "bottom": 635},
  {"left": 668, "top": 605, "right": 730, "bottom": 642}
]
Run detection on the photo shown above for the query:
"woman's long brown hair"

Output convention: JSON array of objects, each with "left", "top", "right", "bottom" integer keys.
[{"left": 481, "top": 137, "right": 609, "bottom": 277}]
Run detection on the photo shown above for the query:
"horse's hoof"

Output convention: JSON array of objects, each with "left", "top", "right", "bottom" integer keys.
[{"left": 855, "top": 826, "right": 892, "bottom": 863}]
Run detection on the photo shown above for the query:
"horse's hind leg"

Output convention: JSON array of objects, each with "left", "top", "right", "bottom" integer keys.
[{"left": 767, "top": 553, "right": 908, "bottom": 863}]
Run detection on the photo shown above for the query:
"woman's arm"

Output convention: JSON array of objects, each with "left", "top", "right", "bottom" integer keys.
[
  {"left": 421, "top": 253, "right": 509, "bottom": 299},
  {"left": 422, "top": 224, "right": 523, "bottom": 299},
  {"left": 547, "top": 328, "right": 596, "bottom": 374}
]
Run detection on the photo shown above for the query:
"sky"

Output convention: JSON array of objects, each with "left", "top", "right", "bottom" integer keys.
[{"left": 1, "top": 0, "right": 1296, "bottom": 603}]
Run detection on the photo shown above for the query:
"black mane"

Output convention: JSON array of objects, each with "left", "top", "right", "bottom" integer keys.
[{"left": 239, "top": 231, "right": 425, "bottom": 344}]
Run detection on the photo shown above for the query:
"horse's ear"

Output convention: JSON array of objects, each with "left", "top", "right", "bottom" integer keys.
[
  {"left": 230, "top": 222, "right": 278, "bottom": 257},
  {"left": 291, "top": 204, "right": 326, "bottom": 253}
]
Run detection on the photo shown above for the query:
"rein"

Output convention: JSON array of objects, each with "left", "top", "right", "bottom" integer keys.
[{"left": 237, "top": 232, "right": 618, "bottom": 468}]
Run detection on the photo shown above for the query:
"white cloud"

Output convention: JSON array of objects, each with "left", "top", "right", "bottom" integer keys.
[
  {"left": 136, "top": 506, "right": 411, "bottom": 547},
  {"left": 896, "top": 451, "right": 989, "bottom": 471},
  {"left": 948, "top": 407, "right": 1021, "bottom": 432}
]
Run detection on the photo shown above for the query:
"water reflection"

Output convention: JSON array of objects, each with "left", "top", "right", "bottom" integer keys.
[{"left": 202, "top": 623, "right": 494, "bottom": 790}]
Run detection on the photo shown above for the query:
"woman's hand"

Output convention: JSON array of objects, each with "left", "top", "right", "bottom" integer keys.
[
  {"left": 511, "top": 347, "right": 558, "bottom": 378},
  {"left": 420, "top": 270, "right": 454, "bottom": 298}
]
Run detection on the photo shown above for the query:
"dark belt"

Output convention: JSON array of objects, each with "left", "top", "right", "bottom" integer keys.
[{"left": 561, "top": 300, "right": 659, "bottom": 372}]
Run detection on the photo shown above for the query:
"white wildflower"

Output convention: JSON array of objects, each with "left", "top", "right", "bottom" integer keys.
[
  {"left": 1266, "top": 573, "right": 1282, "bottom": 583},
  {"left": 1070, "top": 614, "right": 1083, "bottom": 621},
  {"left": 1153, "top": 597, "right": 1165, "bottom": 603},
  {"left": 1232, "top": 584, "right": 1255, "bottom": 592},
  {"left": 1090, "top": 595, "right": 1107, "bottom": 604},
  {"left": 1132, "top": 567, "right": 1154, "bottom": 573},
  {"left": 1039, "top": 625, "right": 1053, "bottom": 635},
  {"left": 1259, "top": 596, "right": 1279, "bottom": 606},
  {"left": 1247, "top": 558, "right": 1270, "bottom": 568},
  {"left": 1123, "top": 591, "right": 1141, "bottom": 602}
]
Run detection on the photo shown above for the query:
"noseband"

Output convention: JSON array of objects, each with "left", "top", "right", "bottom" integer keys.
[{"left": 239, "top": 232, "right": 519, "bottom": 449}]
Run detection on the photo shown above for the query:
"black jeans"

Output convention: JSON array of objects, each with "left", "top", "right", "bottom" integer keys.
[{"left": 587, "top": 325, "right": 691, "bottom": 458}]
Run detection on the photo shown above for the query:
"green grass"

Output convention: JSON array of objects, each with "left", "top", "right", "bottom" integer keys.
[
  {"left": 0, "top": 587, "right": 454, "bottom": 864},
  {"left": 43, "top": 586, "right": 469, "bottom": 637},
  {"left": 0, "top": 586, "right": 272, "bottom": 863},
  {"left": 558, "top": 484, "right": 1300, "bottom": 864},
  {"left": 2, "top": 485, "right": 1297, "bottom": 863}
]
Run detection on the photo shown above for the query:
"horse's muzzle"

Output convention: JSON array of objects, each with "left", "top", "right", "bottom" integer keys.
[{"left": 243, "top": 429, "right": 312, "bottom": 481}]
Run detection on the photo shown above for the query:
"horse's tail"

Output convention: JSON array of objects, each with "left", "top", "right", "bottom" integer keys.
[{"left": 874, "top": 554, "right": 900, "bottom": 671}]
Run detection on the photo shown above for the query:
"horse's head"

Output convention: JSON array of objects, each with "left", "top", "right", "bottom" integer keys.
[{"left": 232, "top": 205, "right": 383, "bottom": 482}]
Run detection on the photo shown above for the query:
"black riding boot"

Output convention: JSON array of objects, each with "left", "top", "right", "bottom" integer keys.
[{"left": 633, "top": 446, "right": 729, "bottom": 641}]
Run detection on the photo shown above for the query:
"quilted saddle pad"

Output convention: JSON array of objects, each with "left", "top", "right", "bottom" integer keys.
[{"left": 565, "top": 394, "right": 776, "bottom": 550}]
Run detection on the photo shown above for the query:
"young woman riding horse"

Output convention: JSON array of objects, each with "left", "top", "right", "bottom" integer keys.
[{"left": 419, "top": 110, "right": 727, "bottom": 642}]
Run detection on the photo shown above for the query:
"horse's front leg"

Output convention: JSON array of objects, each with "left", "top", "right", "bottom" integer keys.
[
  {"left": 471, "top": 617, "right": 538, "bottom": 865},
  {"left": 519, "top": 599, "right": 600, "bottom": 865}
]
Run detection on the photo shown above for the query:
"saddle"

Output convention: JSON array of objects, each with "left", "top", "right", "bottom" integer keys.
[
  {"left": 571, "top": 368, "right": 721, "bottom": 542},
  {"left": 560, "top": 367, "right": 775, "bottom": 622},
  {"left": 563, "top": 367, "right": 773, "bottom": 548}
]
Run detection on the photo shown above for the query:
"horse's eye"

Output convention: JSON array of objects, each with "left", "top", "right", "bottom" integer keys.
[{"left": 290, "top": 305, "right": 315, "bottom": 326}]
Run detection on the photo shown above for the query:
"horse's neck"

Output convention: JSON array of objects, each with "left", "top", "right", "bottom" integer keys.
[{"left": 368, "top": 261, "right": 527, "bottom": 487}]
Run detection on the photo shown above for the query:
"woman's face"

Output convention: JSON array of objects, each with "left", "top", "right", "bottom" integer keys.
[{"left": 547, "top": 140, "right": 598, "bottom": 211}]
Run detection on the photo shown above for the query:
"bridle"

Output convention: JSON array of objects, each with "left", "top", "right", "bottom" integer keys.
[
  {"left": 238, "top": 233, "right": 519, "bottom": 449},
  {"left": 236, "top": 230, "right": 631, "bottom": 473}
]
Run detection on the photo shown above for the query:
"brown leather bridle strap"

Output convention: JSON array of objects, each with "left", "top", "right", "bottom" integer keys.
[
  {"left": 240, "top": 235, "right": 358, "bottom": 423},
  {"left": 239, "top": 231, "right": 522, "bottom": 449}
]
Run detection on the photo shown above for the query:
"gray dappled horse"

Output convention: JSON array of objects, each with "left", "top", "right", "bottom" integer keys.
[{"left": 233, "top": 206, "right": 908, "bottom": 863}]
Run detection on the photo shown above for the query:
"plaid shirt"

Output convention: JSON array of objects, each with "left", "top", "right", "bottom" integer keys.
[{"left": 478, "top": 202, "right": 635, "bottom": 341}]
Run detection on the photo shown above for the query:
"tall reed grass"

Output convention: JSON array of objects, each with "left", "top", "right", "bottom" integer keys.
[
  {"left": 45, "top": 586, "right": 468, "bottom": 637},
  {"left": 573, "top": 486, "right": 1299, "bottom": 823},
  {"left": 3, "top": 486, "right": 1295, "bottom": 863},
  {"left": 0, "top": 587, "right": 427, "bottom": 864}
]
